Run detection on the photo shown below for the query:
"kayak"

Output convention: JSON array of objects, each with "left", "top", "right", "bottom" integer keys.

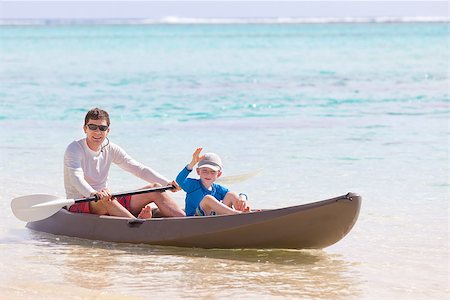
[{"left": 26, "top": 193, "right": 361, "bottom": 249}]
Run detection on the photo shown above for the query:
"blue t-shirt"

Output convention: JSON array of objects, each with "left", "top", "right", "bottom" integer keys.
[{"left": 176, "top": 166, "right": 229, "bottom": 216}]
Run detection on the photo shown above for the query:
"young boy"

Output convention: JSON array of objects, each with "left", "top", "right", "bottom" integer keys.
[{"left": 176, "top": 148, "right": 250, "bottom": 216}]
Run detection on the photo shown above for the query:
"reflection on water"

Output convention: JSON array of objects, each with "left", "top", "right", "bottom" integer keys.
[{"left": 19, "top": 230, "right": 362, "bottom": 299}]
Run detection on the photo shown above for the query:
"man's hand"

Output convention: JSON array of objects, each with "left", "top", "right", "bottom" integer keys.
[
  {"left": 168, "top": 180, "right": 181, "bottom": 193},
  {"left": 92, "top": 189, "right": 112, "bottom": 202}
]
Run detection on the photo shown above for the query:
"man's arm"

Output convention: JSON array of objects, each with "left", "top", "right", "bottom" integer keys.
[
  {"left": 112, "top": 144, "right": 171, "bottom": 186},
  {"left": 64, "top": 143, "right": 96, "bottom": 197}
]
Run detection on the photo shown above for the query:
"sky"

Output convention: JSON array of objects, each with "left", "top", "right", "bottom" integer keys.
[{"left": 0, "top": 1, "right": 448, "bottom": 20}]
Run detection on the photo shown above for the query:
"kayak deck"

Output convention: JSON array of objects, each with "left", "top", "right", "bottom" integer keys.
[{"left": 26, "top": 193, "right": 361, "bottom": 249}]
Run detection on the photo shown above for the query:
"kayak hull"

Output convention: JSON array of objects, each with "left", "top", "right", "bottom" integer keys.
[{"left": 26, "top": 193, "right": 361, "bottom": 249}]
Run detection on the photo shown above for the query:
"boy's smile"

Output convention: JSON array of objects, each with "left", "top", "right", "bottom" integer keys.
[{"left": 197, "top": 167, "right": 222, "bottom": 188}]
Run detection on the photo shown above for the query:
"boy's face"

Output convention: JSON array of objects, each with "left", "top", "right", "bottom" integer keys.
[{"left": 197, "top": 167, "right": 222, "bottom": 186}]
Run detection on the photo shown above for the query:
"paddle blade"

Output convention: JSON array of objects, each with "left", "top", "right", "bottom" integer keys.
[
  {"left": 11, "top": 194, "right": 75, "bottom": 222},
  {"left": 216, "top": 169, "right": 262, "bottom": 185}
]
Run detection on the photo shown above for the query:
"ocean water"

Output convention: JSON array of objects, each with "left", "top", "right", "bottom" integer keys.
[{"left": 0, "top": 22, "right": 448, "bottom": 299}]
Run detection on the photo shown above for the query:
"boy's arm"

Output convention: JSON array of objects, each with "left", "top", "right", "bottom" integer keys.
[
  {"left": 176, "top": 166, "right": 195, "bottom": 192},
  {"left": 234, "top": 193, "right": 249, "bottom": 211},
  {"left": 221, "top": 185, "right": 249, "bottom": 212},
  {"left": 176, "top": 148, "right": 205, "bottom": 192}
]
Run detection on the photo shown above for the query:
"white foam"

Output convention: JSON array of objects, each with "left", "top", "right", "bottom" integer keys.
[{"left": 0, "top": 16, "right": 448, "bottom": 26}]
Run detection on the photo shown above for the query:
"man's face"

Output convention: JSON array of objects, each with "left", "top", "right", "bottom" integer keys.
[{"left": 83, "top": 118, "right": 110, "bottom": 150}]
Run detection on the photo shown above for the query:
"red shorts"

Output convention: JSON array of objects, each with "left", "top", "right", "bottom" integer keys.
[{"left": 68, "top": 195, "right": 132, "bottom": 214}]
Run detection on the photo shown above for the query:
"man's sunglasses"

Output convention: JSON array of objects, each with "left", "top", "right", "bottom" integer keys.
[{"left": 86, "top": 124, "right": 109, "bottom": 131}]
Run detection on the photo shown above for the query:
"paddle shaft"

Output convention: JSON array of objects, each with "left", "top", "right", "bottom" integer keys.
[
  {"left": 74, "top": 185, "right": 174, "bottom": 204},
  {"left": 11, "top": 169, "right": 258, "bottom": 223}
]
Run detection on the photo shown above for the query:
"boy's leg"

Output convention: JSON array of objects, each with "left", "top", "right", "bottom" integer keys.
[
  {"left": 129, "top": 183, "right": 186, "bottom": 218},
  {"left": 222, "top": 192, "right": 239, "bottom": 207},
  {"left": 223, "top": 192, "right": 250, "bottom": 212},
  {"left": 200, "top": 195, "right": 240, "bottom": 215}
]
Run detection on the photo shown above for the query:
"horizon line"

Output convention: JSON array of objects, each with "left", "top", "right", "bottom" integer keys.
[{"left": 1, "top": 16, "right": 449, "bottom": 25}]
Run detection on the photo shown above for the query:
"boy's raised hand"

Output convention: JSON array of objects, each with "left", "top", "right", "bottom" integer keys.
[{"left": 188, "top": 147, "right": 206, "bottom": 170}]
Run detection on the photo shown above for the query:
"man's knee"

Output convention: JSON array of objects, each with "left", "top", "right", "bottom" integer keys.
[
  {"left": 89, "top": 199, "right": 110, "bottom": 215},
  {"left": 145, "top": 182, "right": 162, "bottom": 188}
]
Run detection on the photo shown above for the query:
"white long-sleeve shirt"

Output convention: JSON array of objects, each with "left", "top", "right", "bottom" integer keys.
[{"left": 64, "top": 138, "right": 170, "bottom": 199}]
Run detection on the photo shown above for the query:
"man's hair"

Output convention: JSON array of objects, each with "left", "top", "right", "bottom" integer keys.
[{"left": 84, "top": 108, "right": 110, "bottom": 126}]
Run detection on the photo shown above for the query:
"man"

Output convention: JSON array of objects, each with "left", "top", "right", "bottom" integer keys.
[{"left": 64, "top": 107, "right": 185, "bottom": 218}]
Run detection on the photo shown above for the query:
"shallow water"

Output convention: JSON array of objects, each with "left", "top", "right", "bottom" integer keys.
[{"left": 0, "top": 23, "right": 449, "bottom": 299}]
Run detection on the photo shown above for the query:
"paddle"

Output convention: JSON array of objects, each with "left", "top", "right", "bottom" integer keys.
[
  {"left": 216, "top": 169, "right": 262, "bottom": 185},
  {"left": 11, "top": 185, "right": 173, "bottom": 223},
  {"left": 11, "top": 170, "right": 261, "bottom": 222}
]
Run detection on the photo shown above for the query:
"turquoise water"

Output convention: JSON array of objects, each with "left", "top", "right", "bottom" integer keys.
[
  {"left": 1, "top": 24, "right": 447, "bottom": 122},
  {"left": 0, "top": 23, "right": 449, "bottom": 299}
]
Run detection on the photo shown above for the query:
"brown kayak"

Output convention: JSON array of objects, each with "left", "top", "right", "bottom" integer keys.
[{"left": 26, "top": 193, "right": 361, "bottom": 249}]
